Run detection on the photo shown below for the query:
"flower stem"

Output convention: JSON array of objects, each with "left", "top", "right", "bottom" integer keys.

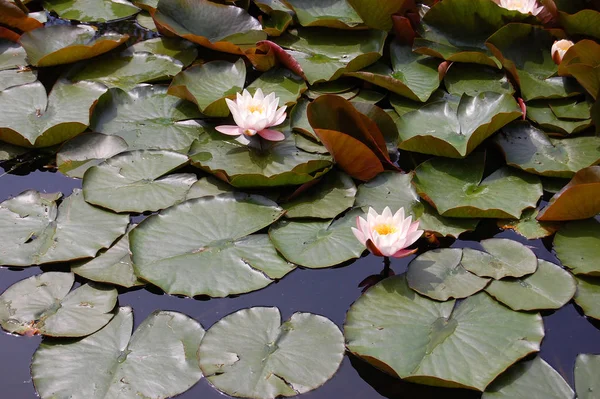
[{"left": 382, "top": 256, "right": 391, "bottom": 278}]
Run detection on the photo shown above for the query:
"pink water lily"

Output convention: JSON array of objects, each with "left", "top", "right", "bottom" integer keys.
[
  {"left": 551, "top": 39, "right": 574, "bottom": 64},
  {"left": 496, "top": 0, "right": 544, "bottom": 15},
  {"left": 215, "top": 88, "right": 287, "bottom": 142},
  {"left": 352, "top": 207, "right": 423, "bottom": 258}
]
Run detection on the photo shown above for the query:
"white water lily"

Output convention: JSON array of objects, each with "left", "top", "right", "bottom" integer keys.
[
  {"left": 497, "top": 0, "right": 544, "bottom": 15},
  {"left": 352, "top": 207, "right": 423, "bottom": 258},
  {"left": 215, "top": 88, "right": 287, "bottom": 142},
  {"left": 551, "top": 39, "right": 574, "bottom": 64}
]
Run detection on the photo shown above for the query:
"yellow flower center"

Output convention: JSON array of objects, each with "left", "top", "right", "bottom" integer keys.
[
  {"left": 247, "top": 104, "right": 265, "bottom": 114},
  {"left": 374, "top": 224, "right": 397, "bottom": 235}
]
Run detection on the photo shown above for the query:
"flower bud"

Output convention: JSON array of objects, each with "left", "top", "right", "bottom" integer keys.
[{"left": 551, "top": 39, "right": 574, "bottom": 65}]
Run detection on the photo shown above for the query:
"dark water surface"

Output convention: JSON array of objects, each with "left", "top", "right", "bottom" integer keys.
[{"left": 1, "top": 167, "right": 599, "bottom": 398}]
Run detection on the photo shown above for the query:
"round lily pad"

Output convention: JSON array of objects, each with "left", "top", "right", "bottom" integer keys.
[
  {"left": 199, "top": 307, "right": 344, "bottom": 399},
  {"left": 269, "top": 208, "right": 366, "bottom": 268},
  {"left": 407, "top": 248, "right": 490, "bottom": 301},
  {"left": 247, "top": 68, "right": 307, "bottom": 107},
  {"left": 575, "top": 354, "right": 600, "bottom": 399},
  {"left": 285, "top": 0, "right": 363, "bottom": 29},
  {"left": 354, "top": 171, "right": 424, "bottom": 218},
  {"left": 485, "top": 259, "right": 576, "bottom": 311},
  {"left": 444, "top": 63, "right": 514, "bottom": 97},
  {"left": 497, "top": 208, "right": 560, "bottom": 240},
  {"left": 0, "top": 272, "right": 117, "bottom": 337},
  {"left": 527, "top": 99, "right": 593, "bottom": 135},
  {"left": 129, "top": 37, "right": 198, "bottom": 67},
  {"left": 32, "top": 307, "right": 204, "bottom": 399},
  {"left": 130, "top": 193, "right": 293, "bottom": 297},
  {"left": 418, "top": 202, "right": 479, "bottom": 238},
  {"left": 83, "top": 150, "right": 196, "bottom": 213},
  {"left": 345, "top": 275, "right": 545, "bottom": 391},
  {"left": 554, "top": 219, "right": 600, "bottom": 276},
  {"left": 573, "top": 275, "right": 600, "bottom": 320},
  {"left": 0, "top": 189, "right": 129, "bottom": 266},
  {"left": 482, "top": 357, "right": 574, "bottom": 399},
  {"left": 57, "top": 132, "right": 129, "bottom": 178},
  {"left": 461, "top": 238, "right": 538, "bottom": 279},
  {"left": 43, "top": 0, "right": 141, "bottom": 22}
]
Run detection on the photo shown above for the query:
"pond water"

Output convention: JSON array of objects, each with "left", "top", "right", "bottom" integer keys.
[{"left": 1, "top": 166, "right": 599, "bottom": 398}]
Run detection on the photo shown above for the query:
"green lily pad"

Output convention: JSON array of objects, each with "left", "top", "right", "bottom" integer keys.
[
  {"left": 0, "top": 68, "right": 37, "bottom": 92},
  {"left": 351, "top": 102, "right": 399, "bottom": 153},
  {"left": 185, "top": 176, "right": 235, "bottom": 200},
  {"left": 135, "top": 11, "right": 157, "bottom": 31},
  {"left": 495, "top": 122, "right": 600, "bottom": 178},
  {"left": 290, "top": 97, "right": 317, "bottom": 139},
  {"left": 189, "top": 128, "right": 332, "bottom": 188},
  {"left": 0, "top": 189, "right": 129, "bottom": 266},
  {"left": 461, "top": 238, "right": 538, "bottom": 279},
  {"left": 344, "top": 42, "right": 441, "bottom": 102},
  {"left": 553, "top": 218, "right": 600, "bottom": 276},
  {"left": 255, "top": 0, "right": 294, "bottom": 36},
  {"left": 0, "top": 272, "right": 117, "bottom": 337},
  {"left": 413, "top": 153, "right": 543, "bottom": 218},
  {"left": 273, "top": 27, "right": 386, "bottom": 84},
  {"left": 0, "top": 41, "right": 36, "bottom": 91},
  {"left": 575, "top": 354, "right": 600, "bottom": 399},
  {"left": 129, "top": 37, "right": 198, "bottom": 67},
  {"left": 69, "top": 50, "right": 183, "bottom": 91},
  {"left": 91, "top": 85, "right": 204, "bottom": 153},
  {"left": 294, "top": 132, "right": 326, "bottom": 154},
  {"left": 57, "top": 132, "right": 129, "bottom": 178},
  {"left": 558, "top": 40, "right": 600, "bottom": 100},
  {"left": 351, "top": 88, "right": 386, "bottom": 104},
  {"left": 285, "top": 0, "right": 363, "bottom": 29},
  {"left": 497, "top": 208, "right": 560, "bottom": 240},
  {"left": 43, "top": 0, "right": 140, "bottom": 22},
  {"left": 482, "top": 357, "right": 574, "bottom": 399},
  {"left": 346, "top": 0, "right": 406, "bottom": 30},
  {"left": 407, "top": 248, "right": 490, "bottom": 301},
  {"left": 19, "top": 25, "right": 128, "bottom": 67},
  {"left": 32, "top": 307, "right": 204, "bottom": 399},
  {"left": 283, "top": 170, "right": 356, "bottom": 219},
  {"left": 247, "top": 67, "right": 307, "bottom": 107},
  {"left": 199, "top": 307, "right": 344, "bottom": 399},
  {"left": 559, "top": 9, "right": 600, "bottom": 41},
  {"left": 573, "top": 275, "right": 600, "bottom": 320},
  {"left": 354, "top": 171, "right": 424, "bottom": 218},
  {"left": 444, "top": 63, "right": 514, "bottom": 96},
  {"left": 0, "top": 140, "right": 28, "bottom": 161},
  {"left": 485, "top": 259, "right": 576, "bottom": 310},
  {"left": 397, "top": 92, "right": 520, "bottom": 158},
  {"left": 527, "top": 98, "right": 593, "bottom": 135},
  {"left": 83, "top": 150, "right": 196, "bottom": 213},
  {"left": 0, "top": 79, "right": 107, "bottom": 147},
  {"left": 345, "top": 275, "right": 544, "bottom": 391},
  {"left": 131, "top": 193, "right": 293, "bottom": 297},
  {"left": 168, "top": 58, "right": 245, "bottom": 117},
  {"left": 72, "top": 226, "right": 143, "bottom": 288},
  {"left": 418, "top": 202, "right": 480, "bottom": 238},
  {"left": 269, "top": 208, "right": 366, "bottom": 268}
]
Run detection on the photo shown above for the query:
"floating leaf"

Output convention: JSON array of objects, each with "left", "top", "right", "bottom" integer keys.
[
  {"left": 461, "top": 238, "right": 538, "bottom": 279},
  {"left": 418, "top": 202, "right": 480, "bottom": 238},
  {"left": 0, "top": 272, "right": 116, "bottom": 337},
  {"left": 199, "top": 307, "right": 344, "bottom": 399},
  {"left": 0, "top": 140, "right": 28, "bottom": 161},
  {"left": 575, "top": 354, "right": 600, "bottom": 399},
  {"left": 56, "top": 133, "right": 129, "bottom": 178},
  {"left": 559, "top": 9, "right": 600, "bottom": 40},
  {"left": 538, "top": 166, "right": 600, "bottom": 221},
  {"left": 290, "top": 98, "right": 317, "bottom": 139},
  {"left": 553, "top": 218, "right": 600, "bottom": 276},
  {"left": 0, "top": 0, "right": 43, "bottom": 32},
  {"left": 246, "top": 67, "right": 307, "bottom": 107},
  {"left": 573, "top": 275, "right": 600, "bottom": 320},
  {"left": 285, "top": 0, "right": 363, "bottom": 29},
  {"left": 129, "top": 36, "right": 198, "bottom": 66},
  {"left": 0, "top": 189, "right": 129, "bottom": 266},
  {"left": 413, "top": 153, "right": 543, "bottom": 218},
  {"left": 354, "top": 171, "right": 424, "bottom": 218},
  {"left": 0, "top": 68, "right": 37, "bottom": 91},
  {"left": 444, "top": 63, "right": 514, "bottom": 97},
  {"left": 0, "top": 40, "right": 35, "bottom": 91},
  {"left": 32, "top": 307, "right": 204, "bottom": 399},
  {"left": 136, "top": 11, "right": 157, "bottom": 31},
  {"left": 0, "top": 79, "right": 107, "bottom": 147},
  {"left": 497, "top": 208, "right": 560, "bottom": 239},
  {"left": 168, "top": 58, "right": 245, "bottom": 117},
  {"left": 559, "top": 40, "right": 600, "bottom": 100},
  {"left": 351, "top": 102, "right": 399, "bottom": 153},
  {"left": 397, "top": 91, "right": 521, "bottom": 158},
  {"left": 407, "top": 248, "right": 490, "bottom": 301},
  {"left": 185, "top": 176, "right": 235, "bottom": 200},
  {"left": 131, "top": 193, "right": 293, "bottom": 297},
  {"left": 526, "top": 98, "right": 593, "bottom": 135},
  {"left": 269, "top": 208, "right": 366, "bottom": 268},
  {"left": 83, "top": 150, "right": 196, "bottom": 213},
  {"left": 19, "top": 25, "right": 128, "bottom": 67},
  {"left": 255, "top": 0, "right": 293, "bottom": 36},
  {"left": 482, "top": 357, "right": 574, "bottom": 399},
  {"left": 43, "top": 0, "right": 140, "bottom": 22},
  {"left": 346, "top": 0, "right": 407, "bottom": 30},
  {"left": 345, "top": 275, "right": 544, "bottom": 391}
]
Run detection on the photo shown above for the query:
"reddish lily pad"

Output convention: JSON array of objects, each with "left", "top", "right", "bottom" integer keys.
[
  {"left": 0, "top": 0, "right": 43, "bottom": 32},
  {"left": 559, "top": 40, "right": 600, "bottom": 99}
]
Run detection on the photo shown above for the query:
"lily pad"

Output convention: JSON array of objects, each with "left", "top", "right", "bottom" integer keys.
[
  {"left": 0, "top": 0, "right": 43, "bottom": 32},
  {"left": 354, "top": 171, "right": 424, "bottom": 218},
  {"left": 56, "top": 133, "right": 129, "bottom": 178},
  {"left": 0, "top": 68, "right": 37, "bottom": 91},
  {"left": 0, "top": 79, "right": 107, "bottom": 147},
  {"left": 495, "top": 122, "right": 600, "bottom": 178},
  {"left": 32, "top": 307, "right": 204, "bottom": 399},
  {"left": 273, "top": 27, "right": 386, "bottom": 84},
  {"left": 485, "top": 259, "right": 576, "bottom": 311},
  {"left": 559, "top": 40, "right": 600, "bottom": 100},
  {"left": 185, "top": 176, "right": 235, "bottom": 200},
  {"left": 573, "top": 275, "right": 600, "bottom": 320},
  {"left": 83, "top": 150, "right": 196, "bottom": 213},
  {"left": 345, "top": 275, "right": 544, "bottom": 391},
  {"left": 43, "top": 0, "right": 140, "bottom": 22},
  {"left": 247, "top": 67, "right": 307, "bottom": 107},
  {"left": 407, "top": 248, "right": 490, "bottom": 301},
  {"left": 0, "top": 189, "right": 129, "bottom": 266},
  {"left": 283, "top": 170, "right": 356, "bottom": 219},
  {"left": 461, "top": 238, "right": 538, "bottom": 279},
  {"left": 290, "top": 97, "right": 317, "bottom": 139},
  {"left": 131, "top": 193, "right": 294, "bottom": 297},
  {"left": 553, "top": 218, "right": 600, "bottom": 276},
  {"left": 559, "top": 9, "right": 600, "bottom": 40},
  {"left": 168, "top": 58, "right": 245, "bottom": 117},
  {"left": 482, "top": 357, "right": 574, "bottom": 399},
  {"left": 19, "top": 25, "right": 128, "bottom": 67},
  {"left": 346, "top": 0, "right": 406, "bottom": 30},
  {"left": 285, "top": 0, "right": 363, "bottom": 29},
  {"left": 91, "top": 85, "right": 204, "bottom": 153},
  {"left": 444, "top": 63, "right": 514, "bottom": 97},
  {"left": 526, "top": 98, "right": 593, "bottom": 135},
  {"left": 129, "top": 36, "right": 198, "bottom": 67},
  {"left": 418, "top": 202, "right": 480, "bottom": 238},
  {"left": 199, "top": 307, "right": 344, "bottom": 399},
  {"left": 269, "top": 208, "right": 366, "bottom": 268},
  {"left": 0, "top": 41, "right": 36, "bottom": 91},
  {"left": 189, "top": 128, "right": 332, "bottom": 188},
  {"left": 412, "top": 152, "right": 543, "bottom": 218},
  {"left": 397, "top": 91, "right": 521, "bottom": 158},
  {"left": 497, "top": 208, "right": 560, "bottom": 240},
  {"left": 575, "top": 354, "right": 600, "bottom": 399},
  {"left": 0, "top": 272, "right": 117, "bottom": 337}
]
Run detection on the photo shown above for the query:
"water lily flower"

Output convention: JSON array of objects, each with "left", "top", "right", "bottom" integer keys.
[
  {"left": 496, "top": 0, "right": 544, "bottom": 15},
  {"left": 215, "top": 88, "right": 287, "bottom": 142},
  {"left": 352, "top": 207, "right": 423, "bottom": 258},
  {"left": 551, "top": 39, "right": 574, "bottom": 64}
]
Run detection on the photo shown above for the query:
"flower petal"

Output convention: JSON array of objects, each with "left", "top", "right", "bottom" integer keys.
[
  {"left": 351, "top": 227, "right": 367, "bottom": 246},
  {"left": 215, "top": 125, "right": 244, "bottom": 136},
  {"left": 391, "top": 248, "right": 418, "bottom": 258},
  {"left": 257, "top": 129, "right": 285, "bottom": 141},
  {"left": 366, "top": 239, "right": 383, "bottom": 257}
]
